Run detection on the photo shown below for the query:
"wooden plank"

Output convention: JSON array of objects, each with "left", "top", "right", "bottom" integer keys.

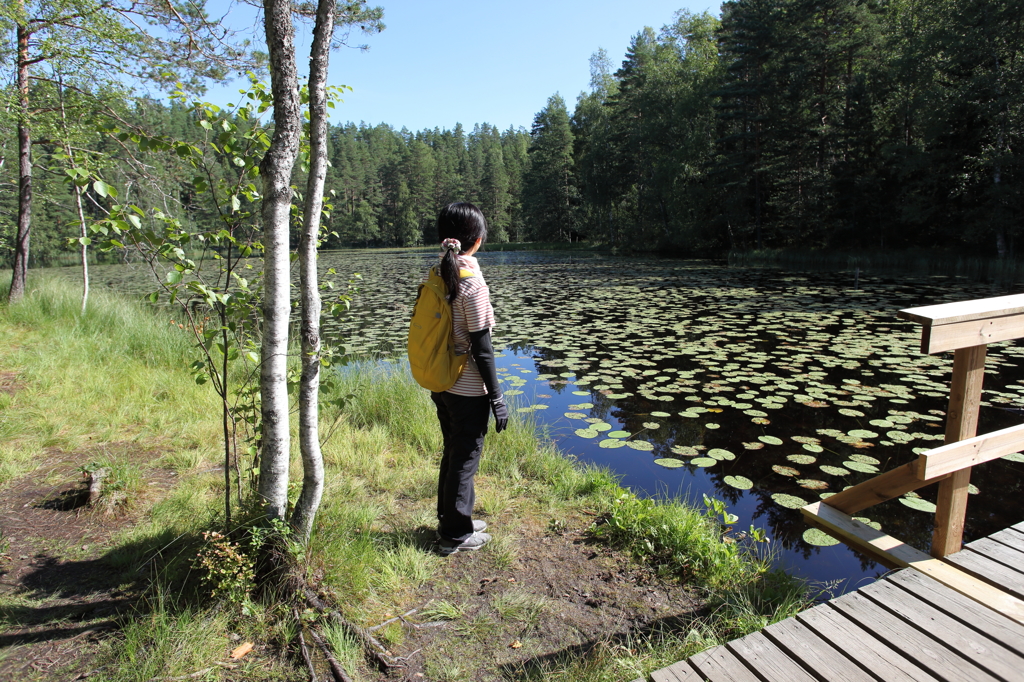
[
  {"left": 761, "top": 615, "right": 875, "bottom": 682},
  {"left": 920, "top": 313, "right": 1024, "bottom": 353},
  {"left": 899, "top": 293, "right": 1024, "bottom": 327},
  {"left": 888, "top": 569, "right": 1024, "bottom": 652},
  {"left": 651, "top": 663, "right": 702, "bottom": 682},
  {"left": 688, "top": 645, "right": 760, "bottom": 682},
  {"left": 796, "top": 602, "right": 942, "bottom": 682},
  {"left": 803, "top": 501, "right": 1024, "bottom": 624},
  {"left": 933, "top": 344, "right": 986, "bottom": 557},
  {"left": 725, "top": 631, "right": 816, "bottom": 682},
  {"left": 966, "top": 537, "right": 1024, "bottom": 575},
  {"left": 829, "top": 591, "right": 1001, "bottom": 681},
  {"left": 819, "top": 461, "right": 943, "bottom": 515},
  {"left": 985, "top": 527, "right": 1024, "bottom": 554},
  {"left": 918, "top": 422, "right": 1024, "bottom": 479},
  {"left": 860, "top": 576, "right": 1024, "bottom": 680},
  {"left": 945, "top": 550, "right": 1024, "bottom": 601}
]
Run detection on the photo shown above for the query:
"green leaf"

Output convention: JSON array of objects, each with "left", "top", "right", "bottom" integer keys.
[{"left": 93, "top": 180, "right": 110, "bottom": 198}]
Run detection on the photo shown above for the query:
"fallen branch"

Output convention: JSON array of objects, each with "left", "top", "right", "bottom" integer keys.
[
  {"left": 366, "top": 608, "right": 417, "bottom": 632},
  {"left": 304, "top": 589, "right": 402, "bottom": 669},
  {"left": 306, "top": 625, "right": 353, "bottom": 682},
  {"left": 293, "top": 607, "right": 318, "bottom": 682}
]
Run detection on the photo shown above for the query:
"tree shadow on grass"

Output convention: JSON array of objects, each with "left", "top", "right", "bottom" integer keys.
[{"left": 0, "top": 528, "right": 202, "bottom": 647}]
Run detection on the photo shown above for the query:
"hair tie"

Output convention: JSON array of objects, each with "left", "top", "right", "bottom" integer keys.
[{"left": 441, "top": 238, "right": 462, "bottom": 254}]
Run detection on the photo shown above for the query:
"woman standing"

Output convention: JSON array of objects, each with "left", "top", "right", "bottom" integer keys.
[{"left": 430, "top": 202, "right": 508, "bottom": 555}]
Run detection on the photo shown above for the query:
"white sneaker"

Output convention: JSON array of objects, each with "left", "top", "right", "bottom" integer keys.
[
  {"left": 436, "top": 519, "right": 487, "bottom": 540},
  {"left": 439, "top": 531, "right": 491, "bottom": 555}
]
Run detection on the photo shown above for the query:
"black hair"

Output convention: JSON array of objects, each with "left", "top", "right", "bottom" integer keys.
[{"left": 437, "top": 202, "right": 488, "bottom": 303}]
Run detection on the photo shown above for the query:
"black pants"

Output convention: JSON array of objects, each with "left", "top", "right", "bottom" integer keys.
[{"left": 431, "top": 391, "right": 490, "bottom": 542}]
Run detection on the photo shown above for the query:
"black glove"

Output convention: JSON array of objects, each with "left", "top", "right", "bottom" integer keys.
[{"left": 490, "top": 394, "right": 509, "bottom": 433}]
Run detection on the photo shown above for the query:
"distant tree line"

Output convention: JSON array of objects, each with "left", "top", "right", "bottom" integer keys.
[
  {"left": 3, "top": 0, "right": 1021, "bottom": 262},
  {"left": 531, "top": 0, "right": 1023, "bottom": 256}
]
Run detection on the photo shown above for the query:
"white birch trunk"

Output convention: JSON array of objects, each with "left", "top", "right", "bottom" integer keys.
[
  {"left": 258, "top": 0, "right": 302, "bottom": 521},
  {"left": 290, "top": 0, "right": 336, "bottom": 541}
]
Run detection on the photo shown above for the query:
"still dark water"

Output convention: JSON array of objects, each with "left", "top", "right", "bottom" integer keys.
[{"left": 75, "top": 250, "right": 1024, "bottom": 592}]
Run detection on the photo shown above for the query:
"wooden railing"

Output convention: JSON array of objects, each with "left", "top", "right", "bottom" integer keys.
[{"left": 802, "top": 293, "right": 1024, "bottom": 624}]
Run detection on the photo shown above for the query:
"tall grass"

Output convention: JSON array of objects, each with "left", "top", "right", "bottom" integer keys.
[
  {"left": 729, "top": 247, "right": 1024, "bottom": 284},
  {"left": 0, "top": 275, "right": 220, "bottom": 486}
]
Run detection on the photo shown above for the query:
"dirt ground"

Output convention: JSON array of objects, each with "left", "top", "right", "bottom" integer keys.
[
  {"left": 336, "top": 522, "right": 701, "bottom": 682},
  {"left": 1, "top": 453, "right": 708, "bottom": 682},
  {"left": 0, "top": 447, "right": 177, "bottom": 680}
]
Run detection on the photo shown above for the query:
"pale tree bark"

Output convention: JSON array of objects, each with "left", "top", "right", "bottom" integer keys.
[
  {"left": 290, "top": 0, "right": 336, "bottom": 541},
  {"left": 258, "top": 0, "right": 302, "bottom": 521},
  {"left": 9, "top": 13, "right": 31, "bottom": 303}
]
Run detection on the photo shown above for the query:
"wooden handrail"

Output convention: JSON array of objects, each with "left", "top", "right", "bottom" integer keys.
[
  {"left": 806, "top": 293, "right": 1024, "bottom": 559},
  {"left": 899, "top": 293, "right": 1024, "bottom": 354}
]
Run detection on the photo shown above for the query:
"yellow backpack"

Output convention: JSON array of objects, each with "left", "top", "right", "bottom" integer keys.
[{"left": 407, "top": 266, "right": 474, "bottom": 392}]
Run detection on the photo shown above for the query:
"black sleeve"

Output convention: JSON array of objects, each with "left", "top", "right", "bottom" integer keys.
[{"left": 468, "top": 328, "right": 502, "bottom": 399}]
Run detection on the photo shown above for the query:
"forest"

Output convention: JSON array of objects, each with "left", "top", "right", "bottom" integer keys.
[{"left": 1, "top": 0, "right": 1022, "bottom": 264}]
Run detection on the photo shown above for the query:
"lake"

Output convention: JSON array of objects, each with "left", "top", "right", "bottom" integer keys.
[{"left": 74, "top": 249, "right": 1024, "bottom": 592}]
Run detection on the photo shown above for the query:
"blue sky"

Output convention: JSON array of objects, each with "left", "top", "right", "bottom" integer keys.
[{"left": 205, "top": 0, "right": 718, "bottom": 132}]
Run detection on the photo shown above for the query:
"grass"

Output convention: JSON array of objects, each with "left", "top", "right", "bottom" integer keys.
[
  {"left": 0, "top": 275, "right": 811, "bottom": 681},
  {"left": 0, "top": 274, "right": 220, "bottom": 487},
  {"left": 728, "top": 247, "right": 1024, "bottom": 284}
]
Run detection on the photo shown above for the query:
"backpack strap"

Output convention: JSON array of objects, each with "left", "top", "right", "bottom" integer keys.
[{"left": 459, "top": 268, "right": 475, "bottom": 279}]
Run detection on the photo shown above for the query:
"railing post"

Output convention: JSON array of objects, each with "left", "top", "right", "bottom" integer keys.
[{"left": 932, "top": 344, "right": 987, "bottom": 557}]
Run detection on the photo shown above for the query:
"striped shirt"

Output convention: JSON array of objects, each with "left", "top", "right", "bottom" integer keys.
[{"left": 432, "top": 254, "right": 495, "bottom": 396}]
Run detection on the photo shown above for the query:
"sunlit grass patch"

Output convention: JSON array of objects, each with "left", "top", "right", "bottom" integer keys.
[{"left": 0, "top": 275, "right": 220, "bottom": 486}]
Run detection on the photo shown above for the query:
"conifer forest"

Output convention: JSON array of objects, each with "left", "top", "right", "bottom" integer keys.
[{"left": 2, "top": 0, "right": 1022, "bottom": 264}]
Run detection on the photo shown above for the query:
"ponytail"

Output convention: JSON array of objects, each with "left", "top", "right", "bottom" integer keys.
[
  {"left": 439, "top": 241, "right": 461, "bottom": 304},
  {"left": 436, "top": 202, "right": 488, "bottom": 304}
]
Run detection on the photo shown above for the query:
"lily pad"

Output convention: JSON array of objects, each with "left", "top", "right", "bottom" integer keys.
[
  {"left": 650, "top": 411, "right": 671, "bottom": 418},
  {"left": 654, "top": 458, "right": 685, "bottom": 468},
  {"left": 671, "top": 445, "right": 699, "bottom": 457},
  {"left": 820, "top": 465, "right": 851, "bottom": 476},
  {"left": 691, "top": 457, "right": 717, "bottom": 468},
  {"left": 848, "top": 429, "right": 878, "bottom": 439},
  {"left": 843, "top": 460, "right": 879, "bottom": 473},
  {"left": 759, "top": 436, "right": 783, "bottom": 445},
  {"left": 772, "top": 493, "right": 808, "bottom": 509},
  {"left": 708, "top": 448, "right": 736, "bottom": 461},
  {"left": 787, "top": 454, "right": 817, "bottom": 465},
  {"left": 598, "top": 439, "right": 626, "bottom": 449},
  {"left": 899, "top": 496, "right": 937, "bottom": 513},
  {"left": 797, "top": 479, "right": 829, "bottom": 490},
  {"left": 803, "top": 528, "right": 840, "bottom": 546},
  {"left": 802, "top": 444, "right": 824, "bottom": 453},
  {"left": 626, "top": 440, "right": 654, "bottom": 451},
  {"left": 564, "top": 412, "right": 587, "bottom": 420},
  {"left": 1002, "top": 452, "right": 1024, "bottom": 463},
  {"left": 572, "top": 391, "right": 590, "bottom": 396},
  {"left": 848, "top": 454, "right": 880, "bottom": 465},
  {"left": 607, "top": 430, "right": 631, "bottom": 438},
  {"left": 772, "top": 465, "right": 800, "bottom": 477},
  {"left": 591, "top": 422, "right": 612, "bottom": 432},
  {"left": 642, "top": 422, "right": 660, "bottom": 430},
  {"left": 705, "top": 423, "right": 720, "bottom": 429},
  {"left": 574, "top": 428, "right": 599, "bottom": 438},
  {"left": 724, "top": 475, "right": 753, "bottom": 490}
]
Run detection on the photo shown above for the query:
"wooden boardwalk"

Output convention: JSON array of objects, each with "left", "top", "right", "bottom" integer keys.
[{"left": 643, "top": 521, "right": 1024, "bottom": 682}]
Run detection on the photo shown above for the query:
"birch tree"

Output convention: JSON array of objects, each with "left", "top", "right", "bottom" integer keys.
[
  {"left": 257, "top": 0, "right": 302, "bottom": 522},
  {"left": 290, "top": 0, "right": 336, "bottom": 540}
]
